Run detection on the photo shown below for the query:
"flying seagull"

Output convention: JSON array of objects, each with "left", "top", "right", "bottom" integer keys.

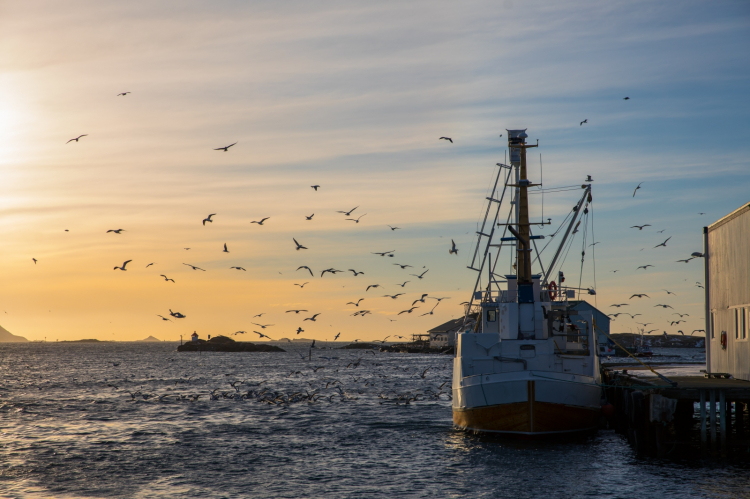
[
  {"left": 372, "top": 250, "right": 394, "bottom": 257},
  {"left": 449, "top": 240, "right": 458, "bottom": 255},
  {"left": 623, "top": 97, "right": 630, "bottom": 100},
  {"left": 223, "top": 243, "right": 229, "bottom": 253},
  {"left": 230, "top": 266, "right": 246, "bottom": 271},
  {"left": 337, "top": 206, "right": 359, "bottom": 216},
  {"left": 169, "top": 309, "right": 186, "bottom": 318},
  {"left": 630, "top": 224, "right": 651, "bottom": 230},
  {"left": 387, "top": 225, "right": 401, "bottom": 231},
  {"left": 66, "top": 135, "right": 87, "bottom": 143},
  {"left": 383, "top": 293, "right": 404, "bottom": 299},
  {"left": 398, "top": 306, "right": 419, "bottom": 315},
  {"left": 202, "top": 214, "right": 216, "bottom": 225},
  {"left": 636, "top": 265, "right": 654, "bottom": 270},
  {"left": 306, "top": 214, "right": 314, "bottom": 220},
  {"left": 366, "top": 284, "right": 381, "bottom": 292},
  {"left": 653, "top": 237, "right": 671, "bottom": 248},
  {"left": 580, "top": 119, "right": 587, "bottom": 126},
  {"left": 410, "top": 269, "right": 429, "bottom": 279},
  {"left": 294, "top": 282, "right": 309, "bottom": 288},
  {"left": 396, "top": 281, "right": 410, "bottom": 287},
  {"left": 293, "top": 238, "right": 307, "bottom": 250},
  {"left": 633, "top": 182, "right": 643, "bottom": 197},
  {"left": 160, "top": 274, "right": 175, "bottom": 283},
  {"left": 393, "top": 264, "right": 412, "bottom": 269},
  {"left": 146, "top": 263, "right": 155, "bottom": 268},
  {"left": 107, "top": 229, "right": 125, "bottom": 234},
  {"left": 346, "top": 214, "right": 367, "bottom": 223},
  {"left": 114, "top": 260, "right": 132, "bottom": 271},
  {"left": 630, "top": 293, "right": 649, "bottom": 299},
  {"left": 251, "top": 218, "right": 270, "bottom": 225},
  {"left": 252, "top": 323, "right": 274, "bottom": 329},
  {"left": 116, "top": 92, "right": 131, "bottom": 96},
  {"left": 156, "top": 315, "right": 171, "bottom": 321},
  {"left": 311, "top": 185, "right": 320, "bottom": 191},
  {"left": 654, "top": 304, "right": 674, "bottom": 309},
  {"left": 297, "top": 266, "right": 313, "bottom": 276},
  {"left": 286, "top": 309, "right": 308, "bottom": 314},
  {"left": 349, "top": 269, "right": 364, "bottom": 276},
  {"left": 214, "top": 142, "right": 237, "bottom": 152},
  {"left": 183, "top": 263, "right": 206, "bottom": 271},
  {"left": 412, "top": 294, "right": 429, "bottom": 306},
  {"left": 439, "top": 137, "right": 453, "bottom": 143},
  {"left": 296, "top": 327, "right": 304, "bottom": 335},
  {"left": 303, "top": 314, "right": 320, "bottom": 322},
  {"left": 347, "top": 299, "right": 364, "bottom": 307},
  {"left": 32, "top": 258, "right": 37, "bottom": 264}
]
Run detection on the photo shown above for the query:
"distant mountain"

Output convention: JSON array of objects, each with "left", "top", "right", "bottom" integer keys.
[
  {"left": 139, "top": 335, "right": 161, "bottom": 342},
  {"left": 0, "top": 325, "right": 29, "bottom": 343}
]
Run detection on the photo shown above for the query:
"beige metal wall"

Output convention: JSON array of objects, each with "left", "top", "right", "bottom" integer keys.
[{"left": 707, "top": 203, "right": 750, "bottom": 380}]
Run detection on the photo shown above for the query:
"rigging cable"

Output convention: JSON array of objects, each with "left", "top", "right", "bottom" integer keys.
[{"left": 591, "top": 201, "right": 598, "bottom": 309}]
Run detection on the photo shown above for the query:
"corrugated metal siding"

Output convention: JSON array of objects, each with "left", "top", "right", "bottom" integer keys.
[{"left": 707, "top": 205, "right": 750, "bottom": 381}]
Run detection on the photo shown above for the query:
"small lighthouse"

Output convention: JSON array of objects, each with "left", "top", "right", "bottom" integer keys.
[{"left": 191, "top": 331, "right": 198, "bottom": 342}]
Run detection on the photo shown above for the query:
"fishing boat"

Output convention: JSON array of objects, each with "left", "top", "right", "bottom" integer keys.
[{"left": 453, "top": 129, "right": 602, "bottom": 436}]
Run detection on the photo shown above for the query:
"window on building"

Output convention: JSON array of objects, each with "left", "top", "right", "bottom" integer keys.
[
  {"left": 487, "top": 309, "right": 497, "bottom": 322},
  {"left": 711, "top": 312, "right": 715, "bottom": 339},
  {"left": 742, "top": 308, "right": 747, "bottom": 340},
  {"left": 736, "top": 309, "right": 740, "bottom": 340}
]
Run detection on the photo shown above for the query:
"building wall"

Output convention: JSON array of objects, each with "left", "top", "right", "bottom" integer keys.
[{"left": 707, "top": 203, "right": 750, "bottom": 381}]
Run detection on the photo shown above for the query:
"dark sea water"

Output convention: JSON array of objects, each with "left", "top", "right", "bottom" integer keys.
[{"left": 1, "top": 343, "right": 748, "bottom": 499}]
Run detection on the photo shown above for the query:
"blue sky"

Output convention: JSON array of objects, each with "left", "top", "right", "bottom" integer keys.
[{"left": 0, "top": 0, "right": 748, "bottom": 340}]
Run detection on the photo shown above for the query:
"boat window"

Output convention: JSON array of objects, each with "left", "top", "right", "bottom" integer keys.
[{"left": 487, "top": 309, "right": 497, "bottom": 322}]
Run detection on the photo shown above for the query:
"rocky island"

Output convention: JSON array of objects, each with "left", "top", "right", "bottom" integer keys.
[{"left": 177, "top": 335, "right": 285, "bottom": 353}]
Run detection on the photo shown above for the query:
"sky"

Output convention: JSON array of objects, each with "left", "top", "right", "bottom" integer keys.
[{"left": 0, "top": 0, "right": 748, "bottom": 342}]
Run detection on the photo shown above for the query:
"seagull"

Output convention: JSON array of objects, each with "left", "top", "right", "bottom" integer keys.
[
  {"left": 654, "top": 304, "right": 674, "bottom": 309},
  {"left": 372, "top": 251, "right": 394, "bottom": 257},
  {"left": 305, "top": 214, "right": 314, "bottom": 220},
  {"left": 66, "top": 135, "right": 87, "bottom": 143},
  {"left": 387, "top": 225, "right": 401, "bottom": 231},
  {"left": 321, "top": 268, "right": 343, "bottom": 277},
  {"left": 346, "top": 299, "right": 364, "bottom": 307},
  {"left": 296, "top": 327, "right": 304, "bottom": 335},
  {"left": 633, "top": 182, "right": 644, "bottom": 197},
  {"left": 214, "top": 142, "right": 237, "bottom": 152},
  {"left": 610, "top": 304, "right": 628, "bottom": 308},
  {"left": 160, "top": 275, "right": 175, "bottom": 283},
  {"left": 107, "top": 229, "right": 125, "bottom": 234},
  {"left": 366, "top": 284, "right": 381, "bottom": 292},
  {"left": 146, "top": 263, "right": 155, "bottom": 268},
  {"left": 303, "top": 314, "right": 320, "bottom": 322},
  {"left": 157, "top": 315, "right": 172, "bottom": 322},
  {"left": 412, "top": 294, "right": 429, "bottom": 306},
  {"left": 337, "top": 206, "right": 359, "bottom": 216},
  {"left": 589, "top": 242, "right": 600, "bottom": 247},
  {"left": 623, "top": 97, "right": 630, "bottom": 100},
  {"left": 297, "top": 266, "right": 313, "bottom": 276},
  {"left": 653, "top": 237, "right": 671, "bottom": 248},
  {"left": 630, "top": 224, "right": 651, "bottom": 230},
  {"left": 663, "top": 289, "right": 677, "bottom": 295},
  {"left": 286, "top": 309, "right": 308, "bottom": 314},
  {"left": 691, "top": 329, "right": 705, "bottom": 335},
  {"left": 449, "top": 240, "right": 458, "bottom": 255},
  {"left": 311, "top": 185, "right": 320, "bottom": 191},
  {"left": 294, "top": 282, "right": 309, "bottom": 288},
  {"left": 348, "top": 269, "right": 365, "bottom": 276},
  {"left": 676, "top": 258, "right": 694, "bottom": 263},
  {"left": 253, "top": 313, "right": 266, "bottom": 318},
  {"left": 334, "top": 332, "right": 341, "bottom": 341},
  {"left": 636, "top": 265, "right": 654, "bottom": 270},
  {"left": 420, "top": 305, "right": 439, "bottom": 317},
  {"left": 253, "top": 331, "right": 271, "bottom": 340},
  {"left": 383, "top": 293, "right": 404, "bottom": 299},
  {"left": 293, "top": 238, "right": 308, "bottom": 250},
  {"left": 580, "top": 119, "right": 587, "bottom": 126},
  {"left": 116, "top": 92, "right": 131, "bottom": 96},
  {"left": 230, "top": 266, "right": 246, "bottom": 271},
  {"left": 223, "top": 243, "right": 229, "bottom": 253},
  {"left": 670, "top": 320, "right": 684, "bottom": 326},
  {"left": 398, "top": 306, "right": 419, "bottom": 315},
  {"left": 636, "top": 322, "right": 653, "bottom": 327},
  {"left": 183, "top": 263, "right": 206, "bottom": 271},
  {"left": 114, "top": 260, "right": 132, "bottom": 271},
  {"left": 691, "top": 252, "right": 704, "bottom": 258},
  {"left": 410, "top": 269, "right": 429, "bottom": 279},
  {"left": 169, "top": 309, "right": 186, "bottom": 318},
  {"left": 439, "top": 137, "right": 453, "bottom": 143},
  {"left": 396, "top": 281, "right": 410, "bottom": 287},
  {"left": 32, "top": 258, "right": 37, "bottom": 264},
  {"left": 234, "top": 331, "right": 247, "bottom": 335},
  {"left": 252, "top": 323, "right": 274, "bottom": 329},
  {"left": 346, "top": 214, "right": 367, "bottom": 223},
  {"left": 202, "top": 214, "right": 216, "bottom": 225},
  {"left": 251, "top": 218, "right": 270, "bottom": 225},
  {"left": 630, "top": 294, "right": 649, "bottom": 299},
  {"left": 393, "top": 264, "right": 412, "bottom": 269},
  {"left": 696, "top": 282, "right": 704, "bottom": 289},
  {"left": 673, "top": 313, "right": 689, "bottom": 317},
  {"left": 184, "top": 248, "right": 190, "bottom": 250}
]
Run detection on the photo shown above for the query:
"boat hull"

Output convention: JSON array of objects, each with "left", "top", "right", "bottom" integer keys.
[{"left": 453, "top": 378, "right": 601, "bottom": 435}]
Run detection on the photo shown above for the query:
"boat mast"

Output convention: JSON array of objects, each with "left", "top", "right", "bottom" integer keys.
[{"left": 507, "top": 130, "right": 538, "bottom": 285}]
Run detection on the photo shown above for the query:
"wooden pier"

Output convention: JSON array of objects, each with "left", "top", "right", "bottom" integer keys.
[{"left": 602, "top": 367, "right": 750, "bottom": 458}]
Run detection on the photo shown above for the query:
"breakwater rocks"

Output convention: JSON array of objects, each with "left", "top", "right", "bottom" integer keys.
[{"left": 178, "top": 335, "right": 285, "bottom": 353}]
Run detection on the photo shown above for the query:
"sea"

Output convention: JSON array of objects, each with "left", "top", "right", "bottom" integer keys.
[{"left": 1, "top": 342, "right": 748, "bottom": 499}]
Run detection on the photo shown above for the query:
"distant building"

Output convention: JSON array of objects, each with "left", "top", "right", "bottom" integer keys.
[
  {"left": 705, "top": 202, "right": 750, "bottom": 381},
  {"left": 191, "top": 332, "right": 199, "bottom": 342},
  {"left": 427, "top": 314, "right": 477, "bottom": 348},
  {"left": 568, "top": 300, "right": 613, "bottom": 356}
]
